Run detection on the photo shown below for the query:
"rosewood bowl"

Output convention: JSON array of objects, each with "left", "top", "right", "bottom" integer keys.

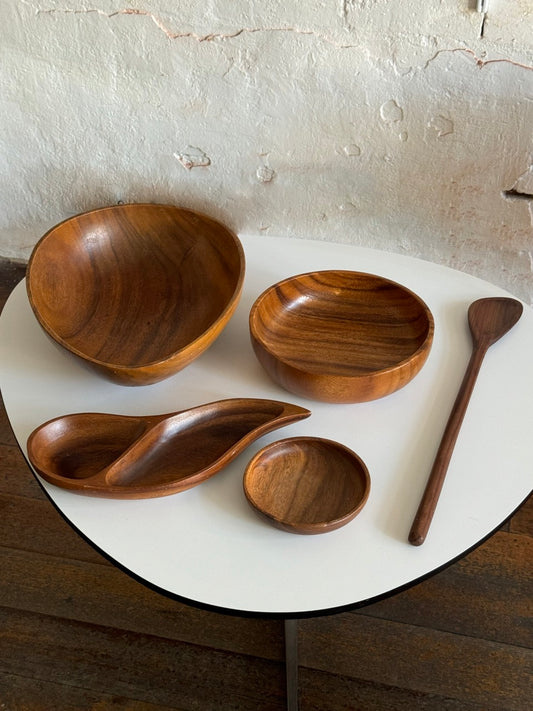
[
  {"left": 243, "top": 436, "right": 371, "bottom": 534},
  {"left": 26, "top": 203, "right": 245, "bottom": 385},
  {"left": 249, "top": 270, "right": 434, "bottom": 403}
]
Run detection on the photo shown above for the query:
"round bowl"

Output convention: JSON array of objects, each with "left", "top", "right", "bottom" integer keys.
[
  {"left": 27, "top": 203, "right": 245, "bottom": 385},
  {"left": 243, "top": 436, "right": 371, "bottom": 534},
  {"left": 249, "top": 270, "right": 434, "bottom": 403}
]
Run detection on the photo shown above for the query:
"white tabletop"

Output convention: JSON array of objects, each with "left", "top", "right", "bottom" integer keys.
[{"left": 1, "top": 235, "right": 532, "bottom": 616}]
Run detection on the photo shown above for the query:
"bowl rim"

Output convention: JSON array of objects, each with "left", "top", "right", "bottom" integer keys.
[
  {"left": 26, "top": 203, "right": 246, "bottom": 372},
  {"left": 243, "top": 435, "right": 371, "bottom": 532},
  {"left": 249, "top": 269, "right": 434, "bottom": 380}
]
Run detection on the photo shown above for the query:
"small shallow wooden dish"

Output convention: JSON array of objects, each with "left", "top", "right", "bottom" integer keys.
[
  {"left": 249, "top": 270, "right": 434, "bottom": 403},
  {"left": 26, "top": 203, "right": 245, "bottom": 385},
  {"left": 243, "top": 436, "right": 370, "bottom": 534},
  {"left": 27, "top": 399, "right": 310, "bottom": 499}
]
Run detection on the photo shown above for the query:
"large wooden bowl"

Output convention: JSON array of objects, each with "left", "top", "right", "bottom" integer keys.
[
  {"left": 27, "top": 204, "right": 245, "bottom": 385},
  {"left": 243, "top": 436, "right": 371, "bottom": 534},
  {"left": 249, "top": 270, "right": 434, "bottom": 403}
]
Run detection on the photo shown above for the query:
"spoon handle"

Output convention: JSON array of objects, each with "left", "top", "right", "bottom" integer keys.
[{"left": 408, "top": 343, "right": 487, "bottom": 546}]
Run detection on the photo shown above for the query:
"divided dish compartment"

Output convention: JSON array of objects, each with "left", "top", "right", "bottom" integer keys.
[{"left": 27, "top": 399, "right": 311, "bottom": 499}]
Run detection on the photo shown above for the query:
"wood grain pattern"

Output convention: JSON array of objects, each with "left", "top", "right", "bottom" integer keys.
[
  {"left": 244, "top": 436, "right": 370, "bottom": 534},
  {"left": 299, "top": 612, "right": 532, "bottom": 710},
  {"left": 0, "top": 547, "right": 285, "bottom": 659},
  {"left": 509, "top": 494, "right": 533, "bottom": 535},
  {"left": 27, "top": 399, "right": 310, "bottom": 498},
  {"left": 249, "top": 270, "right": 434, "bottom": 403},
  {"left": 0, "top": 608, "right": 286, "bottom": 711},
  {"left": 0, "top": 675, "right": 185, "bottom": 711},
  {"left": 26, "top": 204, "right": 245, "bottom": 385},
  {"left": 298, "top": 666, "right": 489, "bottom": 711},
  {"left": 409, "top": 297, "right": 523, "bottom": 546},
  {"left": 357, "top": 530, "right": 533, "bottom": 647},
  {"left": 0, "top": 493, "right": 106, "bottom": 563}
]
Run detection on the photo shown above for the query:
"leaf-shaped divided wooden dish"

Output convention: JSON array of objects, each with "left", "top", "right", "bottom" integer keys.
[
  {"left": 249, "top": 270, "right": 434, "bottom": 403},
  {"left": 26, "top": 203, "right": 245, "bottom": 385},
  {"left": 243, "top": 437, "right": 370, "bottom": 534},
  {"left": 27, "top": 399, "right": 311, "bottom": 499}
]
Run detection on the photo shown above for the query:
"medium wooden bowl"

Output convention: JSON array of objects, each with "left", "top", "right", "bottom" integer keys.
[
  {"left": 27, "top": 204, "right": 245, "bottom": 385},
  {"left": 243, "top": 436, "right": 371, "bottom": 534},
  {"left": 249, "top": 270, "right": 434, "bottom": 403}
]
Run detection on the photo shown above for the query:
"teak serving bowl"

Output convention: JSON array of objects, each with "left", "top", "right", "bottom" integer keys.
[
  {"left": 26, "top": 203, "right": 245, "bottom": 385},
  {"left": 243, "top": 436, "right": 371, "bottom": 534},
  {"left": 249, "top": 270, "right": 434, "bottom": 403}
]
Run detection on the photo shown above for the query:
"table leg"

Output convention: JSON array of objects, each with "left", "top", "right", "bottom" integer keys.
[{"left": 284, "top": 618, "right": 299, "bottom": 711}]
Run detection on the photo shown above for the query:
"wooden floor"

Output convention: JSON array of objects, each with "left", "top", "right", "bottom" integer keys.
[{"left": 0, "top": 259, "right": 531, "bottom": 710}]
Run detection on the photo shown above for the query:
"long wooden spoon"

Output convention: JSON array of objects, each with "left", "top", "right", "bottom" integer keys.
[{"left": 409, "top": 297, "right": 523, "bottom": 546}]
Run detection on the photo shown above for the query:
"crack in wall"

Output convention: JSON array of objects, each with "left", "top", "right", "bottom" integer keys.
[
  {"left": 503, "top": 168, "right": 533, "bottom": 229},
  {"left": 31, "top": 5, "right": 533, "bottom": 71},
  {"left": 502, "top": 189, "right": 533, "bottom": 201},
  {"left": 425, "top": 47, "right": 533, "bottom": 72},
  {"left": 34, "top": 5, "right": 357, "bottom": 48}
]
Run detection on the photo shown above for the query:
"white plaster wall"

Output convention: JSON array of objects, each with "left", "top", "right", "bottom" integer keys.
[{"left": 2, "top": 1, "right": 532, "bottom": 301}]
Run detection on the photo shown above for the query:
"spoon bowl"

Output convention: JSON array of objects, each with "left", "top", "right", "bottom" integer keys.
[
  {"left": 468, "top": 297, "right": 524, "bottom": 347},
  {"left": 243, "top": 436, "right": 370, "bottom": 534},
  {"left": 27, "top": 399, "right": 311, "bottom": 498}
]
